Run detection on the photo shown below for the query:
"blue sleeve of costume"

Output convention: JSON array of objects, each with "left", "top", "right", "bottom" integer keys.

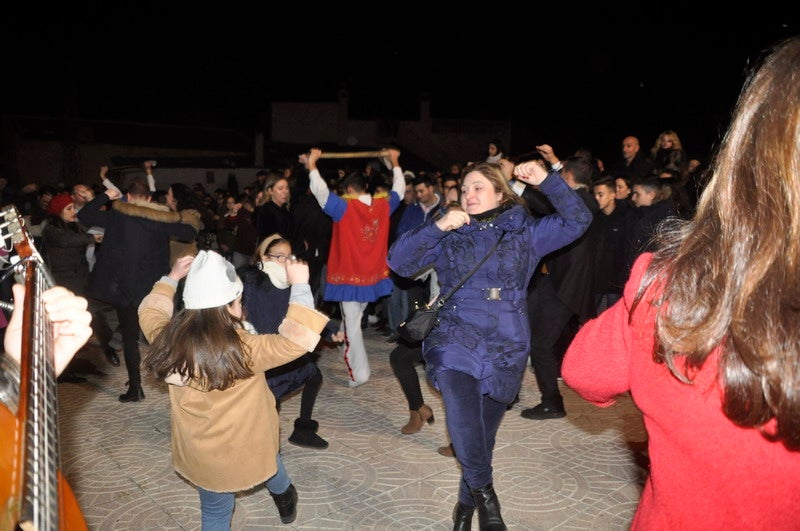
[
  {"left": 323, "top": 193, "right": 347, "bottom": 222},
  {"left": 388, "top": 190, "right": 401, "bottom": 214},
  {"left": 530, "top": 173, "right": 593, "bottom": 257}
]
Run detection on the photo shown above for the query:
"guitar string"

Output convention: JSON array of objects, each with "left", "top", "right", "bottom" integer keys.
[{"left": 18, "top": 238, "right": 60, "bottom": 529}]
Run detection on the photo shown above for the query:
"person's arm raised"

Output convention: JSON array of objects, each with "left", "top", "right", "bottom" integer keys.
[{"left": 303, "top": 148, "right": 330, "bottom": 209}]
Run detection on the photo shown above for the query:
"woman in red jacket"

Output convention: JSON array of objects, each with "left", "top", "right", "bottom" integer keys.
[{"left": 563, "top": 36, "right": 800, "bottom": 530}]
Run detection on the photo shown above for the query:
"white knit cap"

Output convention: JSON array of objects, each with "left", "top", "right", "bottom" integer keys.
[{"left": 183, "top": 250, "right": 243, "bottom": 309}]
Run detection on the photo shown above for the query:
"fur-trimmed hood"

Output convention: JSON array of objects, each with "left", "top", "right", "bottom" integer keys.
[
  {"left": 112, "top": 201, "right": 204, "bottom": 231},
  {"left": 113, "top": 199, "right": 179, "bottom": 223}
]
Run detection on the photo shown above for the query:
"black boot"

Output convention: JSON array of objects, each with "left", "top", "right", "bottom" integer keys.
[
  {"left": 270, "top": 483, "right": 297, "bottom": 524},
  {"left": 452, "top": 501, "right": 475, "bottom": 531},
  {"left": 520, "top": 396, "right": 566, "bottom": 420},
  {"left": 119, "top": 385, "right": 144, "bottom": 402},
  {"left": 288, "top": 419, "right": 329, "bottom": 449},
  {"left": 470, "top": 483, "right": 506, "bottom": 531}
]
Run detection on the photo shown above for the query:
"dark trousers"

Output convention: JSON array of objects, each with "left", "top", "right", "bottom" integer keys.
[
  {"left": 115, "top": 302, "right": 142, "bottom": 389},
  {"left": 267, "top": 355, "right": 322, "bottom": 420},
  {"left": 88, "top": 297, "right": 114, "bottom": 348},
  {"left": 528, "top": 275, "right": 574, "bottom": 406},
  {"left": 389, "top": 341, "right": 424, "bottom": 410},
  {"left": 437, "top": 370, "right": 506, "bottom": 506}
]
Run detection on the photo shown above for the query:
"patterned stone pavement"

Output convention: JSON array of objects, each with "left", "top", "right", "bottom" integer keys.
[{"left": 56, "top": 327, "right": 647, "bottom": 530}]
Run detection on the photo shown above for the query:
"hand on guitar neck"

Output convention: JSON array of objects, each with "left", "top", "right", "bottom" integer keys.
[
  {"left": 3, "top": 284, "right": 93, "bottom": 376},
  {"left": 0, "top": 205, "right": 93, "bottom": 530}
]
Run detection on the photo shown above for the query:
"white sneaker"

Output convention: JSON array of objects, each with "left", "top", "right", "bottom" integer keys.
[{"left": 367, "top": 315, "right": 379, "bottom": 325}]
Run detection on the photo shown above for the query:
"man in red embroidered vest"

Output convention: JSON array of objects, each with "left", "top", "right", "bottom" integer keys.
[{"left": 304, "top": 148, "right": 405, "bottom": 386}]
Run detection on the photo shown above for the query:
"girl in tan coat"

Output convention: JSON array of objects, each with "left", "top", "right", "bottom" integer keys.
[{"left": 139, "top": 250, "right": 329, "bottom": 528}]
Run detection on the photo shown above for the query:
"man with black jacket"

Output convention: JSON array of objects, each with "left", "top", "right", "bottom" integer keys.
[
  {"left": 78, "top": 178, "right": 197, "bottom": 402},
  {"left": 517, "top": 151, "right": 601, "bottom": 420},
  {"left": 610, "top": 136, "right": 655, "bottom": 181}
]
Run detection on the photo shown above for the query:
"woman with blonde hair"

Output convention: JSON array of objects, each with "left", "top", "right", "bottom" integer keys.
[
  {"left": 563, "top": 36, "right": 800, "bottom": 529},
  {"left": 650, "top": 129, "right": 687, "bottom": 177}
]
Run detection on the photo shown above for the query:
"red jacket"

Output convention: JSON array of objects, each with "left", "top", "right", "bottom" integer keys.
[{"left": 563, "top": 253, "right": 800, "bottom": 530}]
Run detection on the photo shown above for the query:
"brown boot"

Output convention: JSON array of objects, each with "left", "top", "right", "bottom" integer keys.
[
  {"left": 400, "top": 404, "right": 434, "bottom": 434},
  {"left": 438, "top": 443, "right": 456, "bottom": 457}
]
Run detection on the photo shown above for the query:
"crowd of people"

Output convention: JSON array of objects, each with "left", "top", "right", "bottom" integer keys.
[{"left": 1, "top": 35, "right": 798, "bottom": 530}]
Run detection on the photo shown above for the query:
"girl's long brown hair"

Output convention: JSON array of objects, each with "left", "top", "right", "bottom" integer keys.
[
  {"left": 634, "top": 37, "right": 800, "bottom": 450},
  {"left": 144, "top": 305, "right": 253, "bottom": 391}
]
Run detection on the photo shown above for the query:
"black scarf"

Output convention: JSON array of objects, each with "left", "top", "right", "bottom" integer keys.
[{"left": 471, "top": 203, "right": 511, "bottom": 223}]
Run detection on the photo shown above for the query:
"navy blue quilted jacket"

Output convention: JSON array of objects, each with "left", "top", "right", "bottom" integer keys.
[{"left": 388, "top": 173, "right": 591, "bottom": 403}]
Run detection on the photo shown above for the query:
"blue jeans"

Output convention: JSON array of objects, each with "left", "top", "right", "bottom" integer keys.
[
  {"left": 387, "top": 283, "right": 409, "bottom": 331},
  {"left": 437, "top": 370, "right": 507, "bottom": 506},
  {"left": 198, "top": 453, "right": 290, "bottom": 530}
]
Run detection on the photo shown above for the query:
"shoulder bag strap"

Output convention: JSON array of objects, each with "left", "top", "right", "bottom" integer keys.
[{"left": 434, "top": 231, "right": 506, "bottom": 308}]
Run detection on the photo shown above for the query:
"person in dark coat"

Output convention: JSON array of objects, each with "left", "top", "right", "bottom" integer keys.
[
  {"left": 388, "top": 160, "right": 591, "bottom": 529},
  {"left": 519, "top": 154, "right": 602, "bottom": 421},
  {"left": 255, "top": 172, "right": 297, "bottom": 246},
  {"left": 610, "top": 136, "right": 655, "bottom": 181},
  {"left": 389, "top": 175, "right": 442, "bottom": 341},
  {"left": 78, "top": 179, "right": 197, "bottom": 402},
  {"left": 591, "top": 177, "right": 628, "bottom": 313},
  {"left": 290, "top": 172, "right": 333, "bottom": 303},
  {"left": 649, "top": 130, "right": 688, "bottom": 178},
  {"left": 238, "top": 234, "right": 341, "bottom": 449},
  {"left": 622, "top": 176, "right": 677, "bottom": 278},
  {"left": 42, "top": 192, "right": 117, "bottom": 378}
]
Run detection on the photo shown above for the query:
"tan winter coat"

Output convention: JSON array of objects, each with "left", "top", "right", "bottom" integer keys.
[{"left": 138, "top": 281, "right": 329, "bottom": 492}]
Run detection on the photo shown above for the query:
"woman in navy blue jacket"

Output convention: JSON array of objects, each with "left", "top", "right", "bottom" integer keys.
[{"left": 388, "top": 160, "right": 591, "bottom": 530}]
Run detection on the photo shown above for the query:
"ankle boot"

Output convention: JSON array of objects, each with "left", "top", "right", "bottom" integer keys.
[
  {"left": 452, "top": 501, "right": 475, "bottom": 531},
  {"left": 288, "top": 419, "right": 329, "bottom": 449},
  {"left": 469, "top": 483, "right": 506, "bottom": 531},
  {"left": 270, "top": 483, "right": 297, "bottom": 524},
  {"left": 400, "top": 404, "right": 434, "bottom": 434},
  {"left": 119, "top": 386, "right": 144, "bottom": 403},
  {"left": 438, "top": 443, "right": 456, "bottom": 458}
]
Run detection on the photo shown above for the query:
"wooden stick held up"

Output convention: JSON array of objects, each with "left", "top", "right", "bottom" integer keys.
[{"left": 317, "top": 150, "right": 389, "bottom": 160}]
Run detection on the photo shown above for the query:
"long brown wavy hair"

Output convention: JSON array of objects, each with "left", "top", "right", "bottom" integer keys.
[
  {"left": 144, "top": 305, "right": 254, "bottom": 391},
  {"left": 634, "top": 36, "right": 800, "bottom": 450}
]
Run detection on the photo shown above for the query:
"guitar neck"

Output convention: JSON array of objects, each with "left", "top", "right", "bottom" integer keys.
[{"left": 2, "top": 206, "right": 61, "bottom": 530}]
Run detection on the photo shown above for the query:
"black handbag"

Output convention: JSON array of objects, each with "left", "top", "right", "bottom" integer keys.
[
  {"left": 397, "top": 232, "right": 506, "bottom": 342},
  {"left": 397, "top": 305, "right": 441, "bottom": 342}
]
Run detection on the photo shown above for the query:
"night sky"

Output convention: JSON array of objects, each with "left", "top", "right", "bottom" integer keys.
[{"left": 3, "top": 10, "right": 797, "bottom": 167}]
